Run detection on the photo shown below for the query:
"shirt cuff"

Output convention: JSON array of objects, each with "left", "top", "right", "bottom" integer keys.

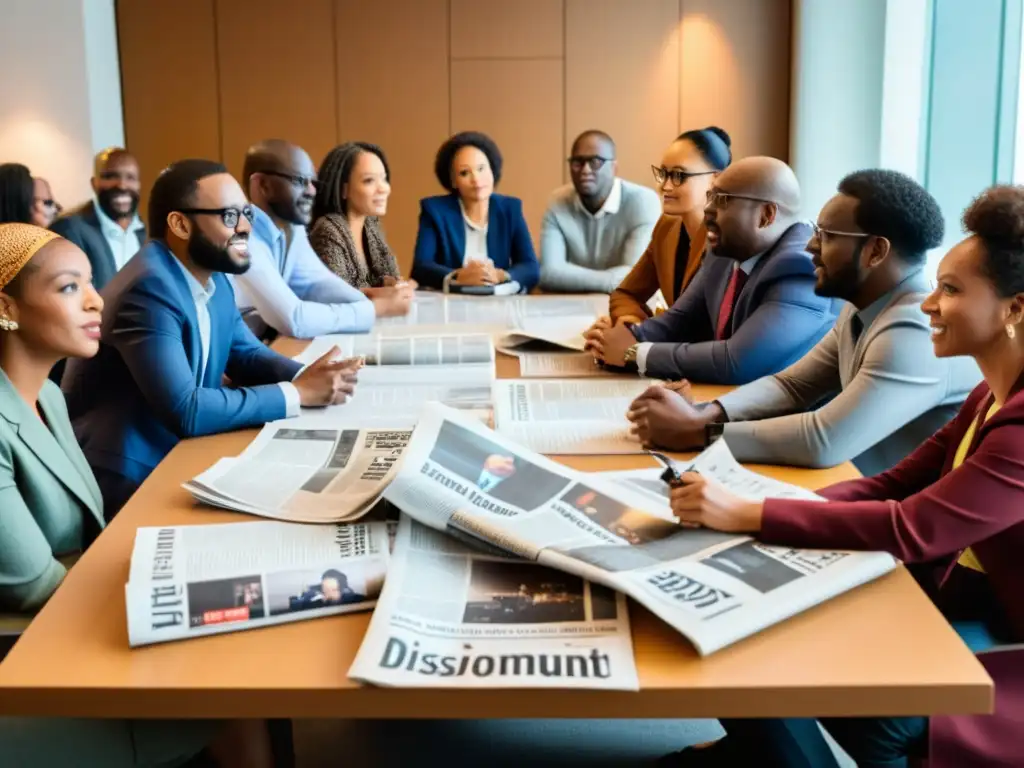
[
  {"left": 635, "top": 342, "right": 654, "bottom": 376},
  {"left": 442, "top": 271, "right": 456, "bottom": 294},
  {"left": 278, "top": 381, "right": 301, "bottom": 417}
]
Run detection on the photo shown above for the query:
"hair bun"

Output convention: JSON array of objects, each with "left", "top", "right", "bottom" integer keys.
[{"left": 705, "top": 126, "right": 731, "bottom": 147}]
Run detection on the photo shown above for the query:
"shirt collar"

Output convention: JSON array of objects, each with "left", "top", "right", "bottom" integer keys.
[
  {"left": 169, "top": 254, "right": 216, "bottom": 306},
  {"left": 854, "top": 268, "right": 930, "bottom": 331},
  {"left": 93, "top": 197, "right": 143, "bottom": 237},
  {"left": 574, "top": 178, "right": 622, "bottom": 220},
  {"left": 250, "top": 203, "right": 286, "bottom": 247},
  {"left": 738, "top": 252, "right": 764, "bottom": 275},
  {"left": 459, "top": 199, "right": 489, "bottom": 232}
]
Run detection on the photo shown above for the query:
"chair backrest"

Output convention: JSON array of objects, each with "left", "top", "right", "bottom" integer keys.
[{"left": 0, "top": 614, "right": 32, "bottom": 662}]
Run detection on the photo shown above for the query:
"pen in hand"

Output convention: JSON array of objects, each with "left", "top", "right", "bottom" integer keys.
[{"left": 649, "top": 451, "right": 701, "bottom": 528}]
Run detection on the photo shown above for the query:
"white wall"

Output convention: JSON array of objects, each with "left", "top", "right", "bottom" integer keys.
[
  {"left": 0, "top": 0, "right": 124, "bottom": 209},
  {"left": 880, "top": 0, "right": 929, "bottom": 178}
]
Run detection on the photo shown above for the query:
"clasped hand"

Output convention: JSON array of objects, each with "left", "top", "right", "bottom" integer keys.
[{"left": 582, "top": 316, "right": 637, "bottom": 367}]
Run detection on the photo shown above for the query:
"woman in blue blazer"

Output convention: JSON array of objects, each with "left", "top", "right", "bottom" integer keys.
[
  {"left": 0, "top": 225, "right": 278, "bottom": 767},
  {"left": 412, "top": 131, "right": 540, "bottom": 292}
]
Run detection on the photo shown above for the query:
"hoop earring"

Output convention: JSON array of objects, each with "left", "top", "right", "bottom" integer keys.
[
  {"left": 1007, "top": 324, "right": 1017, "bottom": 340},
  {"left": 0, "top": 317, "right": 18, "bottom": 331}
]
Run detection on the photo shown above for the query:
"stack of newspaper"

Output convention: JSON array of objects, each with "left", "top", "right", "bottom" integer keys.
[
  {"left": 184, "top": 420, "right": 410, "bottom": 523},
  {"left": 125, "top": 519, "right": 389, "bottom": 646},
  {"left": 352, "top": 403, "right": 896, "bottom": 660}
]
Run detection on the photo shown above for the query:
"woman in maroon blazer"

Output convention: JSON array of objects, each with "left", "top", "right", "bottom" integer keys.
[{"left": 662, "top": 185, "right": 1024, "bottom": 767}]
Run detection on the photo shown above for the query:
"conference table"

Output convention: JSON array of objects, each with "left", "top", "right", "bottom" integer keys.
[{"left": 0, "top": 341, "right": 992, "bottom": 721}]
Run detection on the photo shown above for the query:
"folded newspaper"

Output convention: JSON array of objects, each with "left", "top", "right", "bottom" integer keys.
[
  {"left": 126, "top": 519, "right": 388, "bottom": 646},
  {"left": 184, "top": 420, "right": 411, "bottom": 523},
  {"left": 496, "top": 316, "right": 593, "bottom": 355},
  {"left": 380, "top": 403, "right": 897, "bottom": 656},
  {"left": 349, "top": 515, "right": 639, "bottom": 689}
]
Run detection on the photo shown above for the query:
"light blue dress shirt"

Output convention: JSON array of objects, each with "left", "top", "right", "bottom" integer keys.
[
  {"left": 232, "top": 205, "right": 376, "bottom": 338},
  {"left": 170, "top": 257, "right": 300, "bottom": 415},
  {"left": 93, "top": 199, "right": 144, "bottom": 272}
]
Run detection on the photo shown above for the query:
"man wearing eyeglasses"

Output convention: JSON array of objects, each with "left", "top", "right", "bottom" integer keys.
[
  {"left": 63, "top": 159, "right": 362, "bottom": 519},
  {"left": 587, "top": 156, "right": 838, "bottom": 385},
  {"left": 538, "top": 130, "right": 660, "bottom": 293},
  {"left": 51, "top": 147, "right": 146, "bottom": 292},
  {"left": 233, "top": 139, "right": 385, "bottom": 340},
  {"left": 628, "top": 169, "right": 981, "bottom": 476}
]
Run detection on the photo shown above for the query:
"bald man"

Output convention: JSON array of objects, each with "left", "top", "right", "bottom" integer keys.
[
  {"left": 234, "top": 139, "right": 388, "bottom": 340},
  {"left": 586, "top": 156, "right": 839, "bottom": 384},
  {"left": 51, "top": 147, "right": 145, "bottom": 291}
]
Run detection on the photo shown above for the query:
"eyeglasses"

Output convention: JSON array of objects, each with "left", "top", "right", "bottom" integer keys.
[
  {"left": 651, "top": 166, "right": 715, "bottom": 187},
  {"left": 810, "top": 222, "right": 873, "bottom": 243},
  {"left": 178, "top": 206, "right": 255, "bottom": 228},
  {"left": 34, "top": 198, "right": 61, "bottom": 213},
  {"left": 258, "top": 170, "right": 319, "bottom": 189},
  {"left": 705, "top": 190, "right": 778, "bottom": 210},
  {"left": 569, "top": 156, "right": 613, "bottom": 172}
]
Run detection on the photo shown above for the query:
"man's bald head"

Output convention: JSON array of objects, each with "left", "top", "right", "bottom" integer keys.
[
  {"left": 704, "top": 156, "right": 803, "bottom": 262},
  {"left": 715, "top": 156, "right": 801, "bottom": 214},
  {"left": 243, "top": 139, "right": 317, "bottom": 226}
]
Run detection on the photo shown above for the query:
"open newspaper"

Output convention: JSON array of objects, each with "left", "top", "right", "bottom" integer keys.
[
  {"left": 492, "top": 378, "right": 656, "bottom": 454},
  {"left": 496, "top": 316, "right": 592, "bottom": 355},
  {"left": 382, "top": 404, "right": 896, "bottom": 656},
  {"left": 376, "top": 293, "right": 608, "bottom": 331},
  {"left": 126, "top": 520, "right": 388, "bottom": 646},
  {"left": 184, "top": 420, "right": 410, "bottom": 523},
  {"left": 518, "top": 352, "right": 610, "bottom": 378},
  {"left": 292, "top": 332, "right": 495, "bottom": 427},
  {"left": 350, "top": 515, "right": 639, "bottom": 689}
]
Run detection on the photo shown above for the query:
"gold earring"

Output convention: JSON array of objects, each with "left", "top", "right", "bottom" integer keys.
[
  {"left": 1007, "top": 324, "right": 1017, "bottom": 339},
  {"left": 0, "top": 317, "right": 18, "bottom": 331}
]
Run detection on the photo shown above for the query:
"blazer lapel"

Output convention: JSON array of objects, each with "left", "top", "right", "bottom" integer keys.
[
  {"left": 659, "top": 218, "right": 683, "bottom": 304},
  {"left": 446, "top": 195, "right": 467, "bottom": 269},
  {"left": 0, "top": 375, "right": 102, "bottom": 522},
  {"left": 157, "top": 245, "right": 205, "bottom": 384},
  {"left": 202, "top": 278, "right": 229, "bottom": 387}
]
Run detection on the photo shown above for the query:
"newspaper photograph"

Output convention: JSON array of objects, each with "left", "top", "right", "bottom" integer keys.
[
  {"left": 492, "top": 378, "right": 657, "bottom": 454},
  {"left": 184, "top": 421, "right": 411, "bottom": 523},
  {"left": 349, "top": 516, "right": 638, "bottom": 689},
  {"left": 126, "top": 520, "right": 388, "bottom": 646},
  {"left": 382, "top": 403, "right": 896, "bottom": 655}
]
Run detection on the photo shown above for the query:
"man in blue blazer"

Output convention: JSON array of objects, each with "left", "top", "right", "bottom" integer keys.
[
  {"left": 587, "top": 156, "right": 839, "bottom": 384},
  {"left": 411, "top": 131, "right": 540, "bottom": 292},
  {"left": 63, "top": 159, "right": 360, "bottom": 519}
]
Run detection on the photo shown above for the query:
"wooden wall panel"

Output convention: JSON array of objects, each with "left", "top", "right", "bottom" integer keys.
[
  {"left": 215, "top": 0, "right": 337, "bottom": 183},
  {"left": 117, "top": 0, "right": 220, "bottom": 214},
  {"left": 450, "top": 0, "right": 564, "bottom": 59},
  {"left": 451, "top": 59, "right": 564, "bottom": 250},
  {"left": 679, "top": 0, "right": 791, "bottom": 161},
  {"left": 335, "top": 0, "right": 449, "bottom": 274},
  {"left": 565, "top": 0, "right": 679, "bottom": 188}
]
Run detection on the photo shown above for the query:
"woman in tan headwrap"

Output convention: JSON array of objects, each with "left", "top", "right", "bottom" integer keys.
[{"left": 0, "top": 224, "right": 280, "bottom": 766}]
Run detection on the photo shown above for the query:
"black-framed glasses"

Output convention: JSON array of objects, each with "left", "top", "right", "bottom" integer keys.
[
  {"left": 258, "top": 169, "right": 319, "bottom": 189},
  {"left": 652, "top": 166, "right": 714, "bottom": 187},
  {"left": 178, "top": 206, "right": 255, "bottom": 228},
  {"left": 569, "top": 155, "right": 613, "bottom": 172},
  {"left": 34, "top": 198, "right": 61, "bottom": 213},
  {"left": 810, "top": 222, "right": 873, "bottom": 243},
  {"left": 705, "top": 190, "right": 777, "bottom": 209}
]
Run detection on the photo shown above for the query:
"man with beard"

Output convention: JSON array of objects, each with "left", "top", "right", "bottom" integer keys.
[
  {"left": 627, "top": 170, "right": 981, "bottom": 475},
  {"left": 587, "top": 156, "right": 839, "bottom": 384},
  {"left": 235, "top": 139, "right": 408, "bottom": 340},
  {"left": 51, "top": 147, "right": 146, "bottom": 291},
  {"left": 62, "top": 160, "right": 362, "bottom": 519},
  {"left": 538, "top": 130, "right": 660, "bottom": 293}
]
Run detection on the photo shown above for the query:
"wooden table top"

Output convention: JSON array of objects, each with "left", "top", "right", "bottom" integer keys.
[{"left": 0, "top": 344, "right": 992, "bottom": 719}]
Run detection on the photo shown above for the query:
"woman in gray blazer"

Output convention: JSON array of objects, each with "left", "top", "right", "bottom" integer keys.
[{"left": 0, "top": 224, "right": 278, "bottom": 767}]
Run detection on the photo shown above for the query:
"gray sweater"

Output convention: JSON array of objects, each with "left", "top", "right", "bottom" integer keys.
[
  {"left": 715, "top": 271, "right": 981, "bottom": 475},
  {"left": 539, "top": 178, "right": 661, "bottom": 293}
]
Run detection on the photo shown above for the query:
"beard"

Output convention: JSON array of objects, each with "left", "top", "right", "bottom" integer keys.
[
  {"left": 188, "top": 228, "right": 250, "bottom": 275},
  {"left": 814, "top": 242, "right": 866, "bottom": 300},
  {"left": 267, "top": 193, "right": 313, "bottom": 226},
  {"left": 97, "top": 187, "right": 140, "bottom": 221}
]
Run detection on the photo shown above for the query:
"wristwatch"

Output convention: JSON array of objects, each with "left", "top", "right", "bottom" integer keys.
[
  {"left": 624, "top": 343, "right": 639, "bottom": 364},
  {"left": 704, "top": 422, "right": 725, "bottom": 447}
]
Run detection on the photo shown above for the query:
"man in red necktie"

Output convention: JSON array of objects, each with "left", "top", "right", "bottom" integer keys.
[{"left": 586, "top": 156, "right": 839, "bottom": 385}]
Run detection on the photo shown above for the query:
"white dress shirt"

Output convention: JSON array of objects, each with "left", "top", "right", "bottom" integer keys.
[
  {"left": 171, "top": 257, "right": 300, "bottom": 416},
  {"left": 94, "top": 199, "right": 144, "bottom": 272},
  {"left": 445, "top": 200, "right": 520, "bottom": 294},
  {"left": 232, "top": 205, "right": 375, "bottom": 338},
  {"left": 636, "top": 253, "right": 764, "bottom": 376}
]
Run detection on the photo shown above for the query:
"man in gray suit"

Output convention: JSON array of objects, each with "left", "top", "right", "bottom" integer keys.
[{"left": 627, "top": 169, "right": 980, "bottom": 475}]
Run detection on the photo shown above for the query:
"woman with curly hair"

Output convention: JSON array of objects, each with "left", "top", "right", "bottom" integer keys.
[
  {"left": 659, "top": 186, "right": 1024, "bottom": 767},
  {"left": 411, "top": 131, "right": 539, "bottom": 293}
]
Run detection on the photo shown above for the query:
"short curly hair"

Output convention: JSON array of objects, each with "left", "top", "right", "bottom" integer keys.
[
  {"left": 434, "top": 131, "right": 503, "bottom": 190},
  {"left": 963, "top": 185, "right": 1024, "bottom": 298},
  {"left": 837, "top": 169, "right": 944, "bottom": 264}
]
